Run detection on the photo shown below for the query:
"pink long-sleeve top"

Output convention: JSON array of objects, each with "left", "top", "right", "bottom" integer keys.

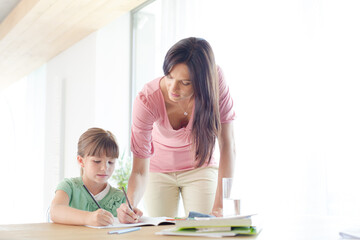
[{"left": 131, "top": 67, "right": 235, "bottom": 173}]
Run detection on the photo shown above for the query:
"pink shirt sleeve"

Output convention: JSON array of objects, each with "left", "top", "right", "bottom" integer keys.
[
  {"left": 218, "top": 66, "right": 236, "bottom": 123},
  {"left": 131, "top": 91, "right": 157, "bottom": 159}
]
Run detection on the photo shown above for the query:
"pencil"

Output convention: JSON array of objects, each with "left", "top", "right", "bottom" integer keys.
[
  {"left": 83, "top": 184, "right": 102, "bottom": 209},
  {"left": 121, "top": 187, "right": 133, "bottom": 211}
]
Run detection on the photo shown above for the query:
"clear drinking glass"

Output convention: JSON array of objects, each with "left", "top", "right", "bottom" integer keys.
[{"left": 222, "top": 178, "right": 240, "bottom": 216}]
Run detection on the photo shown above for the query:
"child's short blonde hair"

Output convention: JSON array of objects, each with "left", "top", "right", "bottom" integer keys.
[{"left": 77, "top": 128, "right": 119, "bottom": 159}]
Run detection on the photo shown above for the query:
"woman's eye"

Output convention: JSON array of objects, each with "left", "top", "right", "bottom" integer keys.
[{"left": 182, "top": 81, "right": 191, "bottom": 86}]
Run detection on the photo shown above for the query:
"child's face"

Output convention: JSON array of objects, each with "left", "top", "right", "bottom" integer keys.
[{"left": 79, "top": 155, "right": 116, "bottom": 184}]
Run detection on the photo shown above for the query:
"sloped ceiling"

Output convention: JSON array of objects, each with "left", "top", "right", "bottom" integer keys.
[
  {"left": 0, "top": 0, "right": 22, "bottom": 23},
  {"left": 0, "top": 0, "right": 147, "bottom": 90}
]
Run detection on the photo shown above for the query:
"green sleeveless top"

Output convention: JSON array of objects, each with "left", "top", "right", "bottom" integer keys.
[{"left": 56, "top": 177, "right": 125, "bottom": 217}]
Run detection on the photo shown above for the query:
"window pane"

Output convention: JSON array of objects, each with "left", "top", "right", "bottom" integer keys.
[{"left": 132, "top": 0, "right": 360, "bottom": 217}]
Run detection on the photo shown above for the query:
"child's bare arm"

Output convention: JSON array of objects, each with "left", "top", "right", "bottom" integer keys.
[{"left": 50, "top": 190, "right": 114, "bottom": 226}]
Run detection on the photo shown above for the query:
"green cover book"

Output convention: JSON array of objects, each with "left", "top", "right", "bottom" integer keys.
[
  {"left": 175, "top": 214, "right": 255, "bottom": 229},
  {"left": 156, "top": 226, "right": 260, "bottom": 237}
]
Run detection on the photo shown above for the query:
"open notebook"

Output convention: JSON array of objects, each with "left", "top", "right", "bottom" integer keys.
[{"left": 86, "top": 216, "right": 175, "bottom": 229}]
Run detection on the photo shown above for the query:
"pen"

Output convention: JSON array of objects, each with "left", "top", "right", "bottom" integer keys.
[
  {"left": 165, "top": 218, "right": 186, "bottom": 221},
  {"left": 121, "top": 186, "right": 133, "bottom": 211},
  {"left": 83, "top": 184, "right": 102, "bottom": 209},
  {"left": 108, "top": 227, "right": 141, "bottom": 234}
]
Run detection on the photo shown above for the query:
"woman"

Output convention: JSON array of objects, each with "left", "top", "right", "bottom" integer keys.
[{"left": 118, "top": 37, "right": 236, "bottom": 223}]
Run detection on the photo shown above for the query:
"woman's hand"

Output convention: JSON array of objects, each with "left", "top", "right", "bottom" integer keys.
[
  {"left": 211, "top": 207, "right": 223, "bottom": 217},
  {"left": 88, "top": 209, "right": 114, "bottom": 226},
  {"left": 117, "top": 203, "right": 143, "bottom": 223}
]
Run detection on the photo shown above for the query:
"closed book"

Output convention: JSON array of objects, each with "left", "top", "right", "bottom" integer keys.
[
  {"left": 196, "top": 227, "right": 232, "bottom": 232},
  {"left": 156, "top": 226, "right": 260, "bottom": 237},
  {"left": 175, "top": 214, "right": 255, "bottom": 229}
]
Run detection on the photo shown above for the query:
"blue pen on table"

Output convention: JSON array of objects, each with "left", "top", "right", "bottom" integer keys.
[
  {"left": 83, "top": 184, "right": 102, "bottom": 209},
  {"left": 108, "top": 227, "right": 141, "bottom": 235}
]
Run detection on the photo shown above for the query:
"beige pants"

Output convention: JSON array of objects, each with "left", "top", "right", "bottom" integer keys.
[{"left": 144, "top": 166, "right": 218, "bottom": 218}]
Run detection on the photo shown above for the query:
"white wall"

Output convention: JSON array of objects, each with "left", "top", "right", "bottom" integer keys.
[
  {"left": 47, "top": 30, "right": 97, "bottom": 177},
  {"left": 95, "top": 15, "right": 131, "bottom": 152},
  {"left": 43, "top": 13, "right": 132, "bottom": 213},
  {"left": 0, "top": 11, "right": 131, "bottom": 224}
]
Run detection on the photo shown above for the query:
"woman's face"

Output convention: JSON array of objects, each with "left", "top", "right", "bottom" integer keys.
[{"left": 165, "top": 63, "right": 194, "bottom": 102}]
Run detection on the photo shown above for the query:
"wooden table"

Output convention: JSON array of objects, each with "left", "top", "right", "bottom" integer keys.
[
  {"left": 0, "top": 215, "right": 359, "bottom": 240},
  {"left": 0, "top": 223, "right": 252, "bottom": 240}
]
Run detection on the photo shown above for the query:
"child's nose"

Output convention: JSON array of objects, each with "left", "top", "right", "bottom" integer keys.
[{"left": 101, "top": 162, "right": 107, "bottom": 170}]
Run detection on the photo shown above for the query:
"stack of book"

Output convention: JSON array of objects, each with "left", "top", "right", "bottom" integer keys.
[{"left": 156, "top": 214, "right": 260, "bottom": 237}]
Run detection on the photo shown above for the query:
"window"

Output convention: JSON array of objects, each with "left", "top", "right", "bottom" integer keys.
[
  {"left": 0, "top": 65, "right": 46, "bottom": 224},
  {"left": 132, "top": 0, "right": 360, "bottom": 217}
]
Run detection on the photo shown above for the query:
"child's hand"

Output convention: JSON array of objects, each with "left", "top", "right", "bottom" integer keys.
[
  {"left": 116, "top": 203, "right": 143, "bottom": 223},
  {"left": 88, "top": 209, "right": 114, "bottom": 226}
]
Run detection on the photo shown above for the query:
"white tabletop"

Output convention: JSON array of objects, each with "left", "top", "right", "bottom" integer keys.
[{"left": 255, "top": 214, "right": 360, "bottom": 240}]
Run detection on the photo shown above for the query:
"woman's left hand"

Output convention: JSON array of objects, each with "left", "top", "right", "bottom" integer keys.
[
  {"left": 116, "top": 203, "right": 143, "bottom": 223},
  {"left": 211, "top": 207, "right": 223, "bottom": 217},
  {"left": 212, "top": 122, "right": 235, "bottom": 218}
]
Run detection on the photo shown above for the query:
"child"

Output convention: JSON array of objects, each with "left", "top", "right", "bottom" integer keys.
[{"left": 50, "top": 127, "right": 142, "bottom": 226}]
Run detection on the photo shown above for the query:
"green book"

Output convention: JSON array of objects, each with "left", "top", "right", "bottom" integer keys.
[
  {"left": 157, "top": 214, "right": 261, "bottom": 237},
  {"left": 156, "top": 226, "right": 260, "bottom": 237},
  {"left": 175, "top": 214, "right": 255, "bottom": 229}
]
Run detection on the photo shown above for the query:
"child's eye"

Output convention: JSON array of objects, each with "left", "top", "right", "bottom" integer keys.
[
  {"left": 94, "top": 160, "right": 101, "bottom": 164},
  {"left": 108, "top": 161, "right": 114, "bottom": 165}
]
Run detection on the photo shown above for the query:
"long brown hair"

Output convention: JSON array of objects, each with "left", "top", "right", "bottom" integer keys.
[{"left": 163, "top": 37, "right": 221, "bottom": 167}]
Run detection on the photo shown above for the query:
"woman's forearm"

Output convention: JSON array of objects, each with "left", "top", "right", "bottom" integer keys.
[
  {"left": 213, "top": 147, "right": 235, "bottom": 210},
  {"left": 127, "top": 171, "right": 148, "bottom": 207},
  {"left": 212, "top": 122, "right": 236, "bottom": 213},
  {"left": 127, "top": 157, "right": 150, "bottom": 207}
]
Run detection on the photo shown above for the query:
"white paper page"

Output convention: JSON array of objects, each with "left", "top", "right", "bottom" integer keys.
[{"left": 86, "top": 216, "right": 173, "bottom": 229}]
